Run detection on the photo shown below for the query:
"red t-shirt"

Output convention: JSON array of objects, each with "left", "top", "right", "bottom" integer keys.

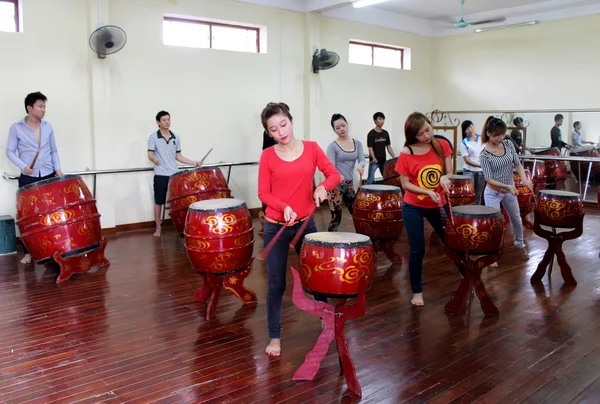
[
  {"left": 258, "top": 141, "right": 341, "bottom": 221},
  {"left": 395, "top": 141, "right": 452, "bottom": 208}
]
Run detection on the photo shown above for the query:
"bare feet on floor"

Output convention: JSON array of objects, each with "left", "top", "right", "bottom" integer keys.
[
  {"left": 153, "top": 230, "right": 161, "bottom": 237},
  {"left": 265, "top": 339, "right": 281, "bottom": 357},
  {"left": 411, "top": 293, "right": 424, "bottom": 307},
  {"left": 490, "top": 262, "right": 499, "bottom": 268},
  {"left": 518, "top": 247, "right": 529, "bottom": 259},
  {"left": 20, "top": 254, "right": 32, "bottom": 264}
]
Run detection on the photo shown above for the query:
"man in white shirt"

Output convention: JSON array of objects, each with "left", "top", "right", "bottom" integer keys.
[{"left": 571, "top": 121, "right": 595, "bottom": 149}]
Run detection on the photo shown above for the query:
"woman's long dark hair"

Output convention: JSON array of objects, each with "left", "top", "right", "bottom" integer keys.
[
  {"left": 405, "top": 112, "right": 445, "bottom": 171},
  {"left": 481, "top": 116, "right": 507, "bottom": 143},
  {"left": 461, "top": 120, "right": 473, "bottom": 140}
]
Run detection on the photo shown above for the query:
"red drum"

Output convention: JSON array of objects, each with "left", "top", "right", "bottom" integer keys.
[
  {"left": 535, "top": 190, "right": 583, "bottom": 229},
  {"left": 383, "top": 158, "right": 402, "bottom": 189},
  {"left": 15, "top": 175, "right": 102, "bottom": 264},
  {"left": 445, "top": 206, "right": 504, "bottom": 255},
  {"left": 523, "top": 160, "right": 546, "bottom": 195},
  {"left": 184, "top": 198, "right": 253, "bottom": 275},
  {"left": 570, "top": 146, "right": 600, "bottom": 183},
  {"left": 299, "top": 232, "right": 375, "bottom": 298},
  {"left": 535, "top": 148, "right": 567, "bottom": 187},
  {"left": 447, "top": 174, "right": 475, "bottom": 206},
  {"left": 513, "top": 169, "right": 533, "bottom": 213},
  {"left": 168, "top": 168, "right": 232, "bottom": 235},
  {"left": 352, "top": 185, "right": 403, "bottom": 239}
]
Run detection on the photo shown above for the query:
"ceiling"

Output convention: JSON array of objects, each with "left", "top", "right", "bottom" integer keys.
[{"left": 234, "top": 0, "right": 600, "bottom": 36}]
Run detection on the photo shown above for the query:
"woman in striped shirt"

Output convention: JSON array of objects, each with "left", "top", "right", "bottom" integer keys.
[{"left": 480, "top": 117, "right": 533, "bottom": 259}]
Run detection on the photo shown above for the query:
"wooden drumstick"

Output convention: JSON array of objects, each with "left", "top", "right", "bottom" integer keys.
[
  {"left": 289, "top": 204, "right": 317, "bottom": 248},
  {"left": 200, "top": 147, "right": 213, "bottom": 164},
  {"left": 29, "top": 151, "right": 40, "bottom": 169},
  {"left": 257, "top": 224, "right": 286, "bottom": 261}
]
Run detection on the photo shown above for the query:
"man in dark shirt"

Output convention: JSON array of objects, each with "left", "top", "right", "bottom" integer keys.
[
  {"left": 550, "top": 114, "right": 571, "bottom": 151},
  {"left": 366, "top": 112, "right": 395, "bottom": 184},
  {"left": 508, "top": 117, "right": 532, "bottom": 154}
]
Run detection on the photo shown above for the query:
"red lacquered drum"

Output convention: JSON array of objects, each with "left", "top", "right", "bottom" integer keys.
[
  {"left": 447, "top": 174, "right": 475, "bottom": 206},
  {"left": 513, "top": 169, "right": 533, "bottom": 212},
  {"left": 184, "top": 198, "right": 253, "bottom": 275},
  {"left": 445, "top": 206, "right": 504, "bottom": 255},
  {"left": 299, "top": 232, "right": 375, "bottom": 298},
  {"left": 535, "top": 148, "right": 567, "bottom": 187},
  {"left": 570, "top": 146, "right": 600, "bottom": 183},
  {"left": 383, "top": 158, "right": 402, "bottom": 189},
  {"left": 524, "top": 160, "right": 546, "bottom": 195},
  {"left": 535, "top": 190, "right": 583, "bottom": 228},
  {"left": 168, "top": 167, "right": 232, "bottom": 235},
  {"left": 16, "top": 175, "right": 102, "bottom": 264},
  {"left": 352, "top": 184, "right": 403, "bottom": 239}
]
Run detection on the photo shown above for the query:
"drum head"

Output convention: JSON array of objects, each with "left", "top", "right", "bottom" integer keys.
[
  {"left": 538, "top": 190, "right": 580, "bottom": 199},
  {"left": 17, "top": 174, "right": 81, "bottom": 194},
  {"left": 189, "top": 198, "right": 245, "bottom": 213},
  {"left": 304, "top": 232, "right": 372, "bottom": 248},
  {"left": 452, "top": 175, "right": 471, "bottom": 180},
  {"left": 360, "top": 184, "right": 401, "bottom": 193},
  {"left": 170, "top": 166, "right": 216, "bottom": 178},
  {"left": 452, "top": 205, "right": 501, "bottom": 218}
]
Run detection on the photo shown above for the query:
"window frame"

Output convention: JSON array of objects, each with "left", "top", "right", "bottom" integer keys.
[
  {"left": 163, "top": 16, "right": 260, "bottom": 53},
  {"left": 0, "top": 0, "right": 20, "bottom": 33},
  {"left": 349, "top": 40, "right": 405, "bottom": 70}
]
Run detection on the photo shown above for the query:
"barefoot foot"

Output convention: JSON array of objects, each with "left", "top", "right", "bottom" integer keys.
[
  {"left": 411, "top": 293, "right": 424, "bottom": 307},
  {"left": 20, "top": 254, "right": 32, "bottom": 264},
  {"left": 153, "top": 230, "right": 161, "bottom": 237},
  {"left": 265, "top": 339, "right": 281, "bottom": 357}
]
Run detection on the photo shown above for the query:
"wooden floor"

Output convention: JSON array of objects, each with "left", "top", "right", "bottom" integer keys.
[{"left": 1, "top": 207, "right": 600, "bottom": 404}]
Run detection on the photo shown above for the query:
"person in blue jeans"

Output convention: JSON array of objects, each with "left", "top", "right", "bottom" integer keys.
[
  {"left": 366, "top": 112, "right": 395, "bottom": 184},
  {"left": 480, "top": 116, "right": 532, "bottom": 260},
  {"left": 396, "top": 112, "right": 454, "bottom": 307}
]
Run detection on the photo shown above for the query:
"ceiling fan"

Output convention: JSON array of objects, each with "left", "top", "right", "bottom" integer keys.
[{"left": 454, "top": 0, "right": 506, "bottom": 28}]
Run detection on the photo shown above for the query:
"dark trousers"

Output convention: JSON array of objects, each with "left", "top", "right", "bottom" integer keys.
[
  {"left": 18, "top": 172, "right": 56, "bottom": 255},
  {"left": 263, "top": 218, "right": 326, "bottom": 339},
  {"left": 402, "top": 202, "right": 448, "bottom": 294}
]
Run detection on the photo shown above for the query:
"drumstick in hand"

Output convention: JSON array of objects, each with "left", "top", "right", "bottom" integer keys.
[
  {"left": 257, "top": 224, "right": 286, "bottom": 261},
  {"left": 200, "top": 148, "right": 213, "bottom": 164},
  {"left": 289, "top": 204, "right": 317, "bottom": 248},
  {"left": 30, "top": 151, "right": 40, "bottom": 169}
]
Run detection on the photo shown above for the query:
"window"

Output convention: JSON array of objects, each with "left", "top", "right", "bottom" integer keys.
[
  {"left": 163, "top": 16, "right": 262, "bottom": 54},
  {"left": 0, "top": 0, "right": 19, "bottom": 33},
  {"left": 349, "top": 40, "right": 409, "bottom": 70}
]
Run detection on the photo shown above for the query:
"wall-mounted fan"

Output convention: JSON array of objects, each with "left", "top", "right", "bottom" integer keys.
[
  {"left": 89, "top": 25, "right": 127, "bottom": 59},
  {"left": 453, "top": 0, "right": 506, "bottom": 28},
  {"left": 312, "top": 49, "right": 340, "bottom": 73}
]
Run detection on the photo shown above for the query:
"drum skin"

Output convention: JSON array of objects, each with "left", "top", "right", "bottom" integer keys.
[
  {"left": 299, "top": 233, "right": 375, "bottom": 298},
  {"left": 184, "top": 199, "right": 254, "bottom": 275},
  {"left": 523, "top": 160, "right": 546, "bottom": 195},
  {"left": 15, "top": 175, "right": 102, "bottom": 264},
  {"left": 168, "top": 168, "right": 232, "bottom": 234},
  {"left": 383, "top": 158, "right": 402, "bottom": 189},
  {"left": 447, "top": 175, "right": 475, "bottom": 206},
  {"left": 513, "top": 169, "right": 533, "bottom": 212},
  {"left": 535, "top": 190, "right": 583, "bottom": 229},
  {"left": 445, "top": 206, "right": 504, "bottom": 256},
  {"left": 570, "top": 147, "right": 600, "bottom": 183},
  {"left": 352, "top": 185, "right": 403, "bottom": 239}
]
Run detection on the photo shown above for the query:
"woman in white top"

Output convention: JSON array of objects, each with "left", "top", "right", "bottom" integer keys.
[{"left": 460, "top": 120, "right": 485, "bottom": 205}]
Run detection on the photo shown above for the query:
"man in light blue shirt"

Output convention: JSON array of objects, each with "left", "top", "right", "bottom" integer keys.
[
  {"left": 571, "top": 121, "right": 595, "bottom": 149},
  {"left": 147, "top": 111, "right": 202, "bottom": 237},
  {"left": 6, "top": 92, "right": 63, "bottom": 264}
]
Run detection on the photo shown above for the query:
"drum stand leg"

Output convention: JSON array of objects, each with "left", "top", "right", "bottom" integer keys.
[
  {"left": 290, "top": 267, "right": 366, "bottom": 398},
  {"left": 53, "top": 237, "right": 110, "bottom": 283},
  {"left": 444, "top": 247, "right": 501, "bottom": 328},
  {"left": 194, "top": 259, "right": 258, "bottom": 320},
  {"left": 531, "top": 214, "right": 583, "bottom": 286},
  {"left": 373, "top": 239, "right": 402, "bottom": 264}
]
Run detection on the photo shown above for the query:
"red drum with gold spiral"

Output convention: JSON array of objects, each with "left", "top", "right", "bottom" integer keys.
[
  {"left": 513, "top": 169, "right": 533, "bottom": 214},
  {"left": 447, "top": 174, "right": 475, "bottom": 206},
  {"left": 535, "top": 190, "right": 583, "bottom": 229},
  {"left": 445, "top": 206, "right": 504, "bottom": 255},
  {"left": 524, "top": 160, "right": 546, "bottom": 195},
  {"left": 299, "top": 232, "right": 375, "bottom": 298},
  {"left": 352, "top": 185, "right": 403, "bottom": 239},
  {"left": 383, "top": 157, "right": 402, "bottom": 189}
]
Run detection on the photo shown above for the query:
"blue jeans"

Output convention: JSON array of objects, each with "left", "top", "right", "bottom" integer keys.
[
  {"left": 263, "top": 218, "right": 326, "bottom": 339},
  {"left": 403, "top": 202, "right": 448, "bottom": 294},
  {"left": 366, "top": 161, "right": 385, "bottom": 184},
  {"left": 463, "top": 170, "right": 485, "bottom": 205},
  {"left": 483, "top": 188, "right": 525, "bottom": 248}
]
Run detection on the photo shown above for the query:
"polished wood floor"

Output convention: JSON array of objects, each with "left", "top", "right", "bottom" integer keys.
[{"left": 1, "top": 207, "right": 599, "bottom": 403}]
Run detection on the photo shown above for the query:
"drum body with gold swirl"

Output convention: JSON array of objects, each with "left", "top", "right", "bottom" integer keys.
[
  {"left": 523, "top": 160, "right": 546, "bottom": 195},
  {"left": 352, "top": 185, "right": 403, "bottom": 239},
  {"left": 535, "top": 148, "right": 567, "bottom": 187},
  {"left": 447, "top": 175, "right": 475, "bottom": 206},
  {"left": 513, "top": 169, "right": 533, "bottom": 213},
  {"left": 299, "top": 232, "right": 375, "bottom": 298},
  {"left": 15, "top": 175, "right": 102, "bottom": 264},
  {"left": 184, "top": 198, "right": 253, "bottom": 275},
  {"left": 383, "top": 158, "right": 402, "bottom": 189},
  {"left": 168, "top": 168, "right": 232, "bottom": 235},
  {"left": 445, "top": 206, "right": 504, "bottom": 255},
  {"left": 570, "top": 147, "right": 600, "bottom": 183},
  {"left": 535, "top": 190, "right": 583, "bottom": 228}
]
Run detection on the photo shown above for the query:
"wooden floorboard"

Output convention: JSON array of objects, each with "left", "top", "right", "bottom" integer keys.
[{"left": 0, "top": 207, "right": 599, "bottom": 403}]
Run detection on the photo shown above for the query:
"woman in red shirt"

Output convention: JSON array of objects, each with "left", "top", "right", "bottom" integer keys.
[
  {"left": 396, "top": 112, "right": 454, "bottom": 307},
  {"left": 258, "top": 102, "right": 341, "bottom": 357}
]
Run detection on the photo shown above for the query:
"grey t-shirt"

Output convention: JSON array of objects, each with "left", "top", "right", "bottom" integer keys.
[
  {"left": 326, "top": 139, "right": 366, "bottom": 181},
  {"left": 148, "top": 131, "right": 181, "bottom": 176}
]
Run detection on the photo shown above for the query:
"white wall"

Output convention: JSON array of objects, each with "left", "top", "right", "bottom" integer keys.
[{"left": 1, "top": 0, "right": 434, "bottom": 229}]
